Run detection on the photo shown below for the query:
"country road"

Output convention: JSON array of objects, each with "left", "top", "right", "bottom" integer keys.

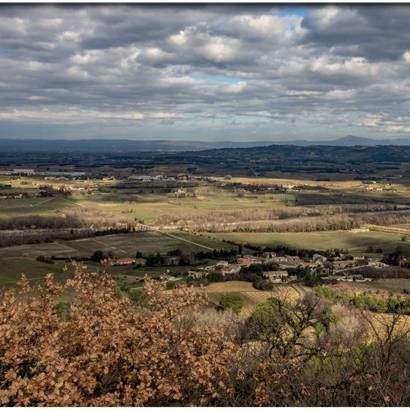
[
  {"left": 136, "top": 222, "right": 214, "bottom": 251},
  {"left": 155, "top": 230, "right": 214, "bottom": 251}
]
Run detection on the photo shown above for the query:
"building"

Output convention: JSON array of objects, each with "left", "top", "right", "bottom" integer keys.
[
  {"left": 113, "top": 258, "right": 136, "bottom": 266},
  {"left": 38, "top": 171, "right": 86, "bottom": 178},
  {"left": 188, "top": 270, "right": 207, "bottom": 280},
  {"left": 128, "top": 175, "right": 154, "bottom": 181},
  {"left": 368, "top": 258, "right": 389, "bottom": 268},
  {"left": 215, "top": 261, "right": 229, "bottom": 268},
  {"left": 220, "top": 264, "right": 241, "bottom": 275},
  {"left": 272, "top": 255, "right": 303, "bottom": 266},
  {"left": 263, "top": 271, "right": 289, "bottom": 283},
  {"left": 10, "top": 168, "right": 35, "bottom": 176},
  {"left": 171, "top": 188, "right": 195, "bottom": 198},
  {"left": 237, "top": 256, "right": 264, "bottom": 267},
  {"left": 332, "top": 260, "right": 356, "bottom": 271},
  {"left": 339, "top": 274, "right": 372, "bottom": 283},
  {"left": 313, "top": 254, "right": 327, "bottom": 264}
]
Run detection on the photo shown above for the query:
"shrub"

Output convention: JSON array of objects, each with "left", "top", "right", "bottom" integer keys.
[
  {"left": 36, "top": 255, "right": 55, "bottom": 264},
  {"left": 91, "top": 249, "right": 114, "bottom": 262},
  {"left": 167, "top": 248, "right": 183, "bottom": 256},
  {"left": 0, "top": 268, "right": 236, "bottom": 406},
  {"left": 207, "top": 271, "right": 225, "bottom": 282},
  {"left": 53, "top": 301, "right": 71, "bottom": 321},
  {"left": 217, "top": 293, "right": 244, "bottom": 314},
  {"left": 165, "top": 281, "right": 178, "bottom": 290},
  {"left": 253, "top": 278, "right": 273, "bottom": 291},
  {"left": 245, "top": 298, "right": 287, "bottom": 341},
  {"left": 128, "top": 287, "right": 149, "bottom": 307}
]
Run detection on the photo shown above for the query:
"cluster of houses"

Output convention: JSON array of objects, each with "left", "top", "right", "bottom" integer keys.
[
  {"left": 0, "top": 168, "right": 86, "bottom": 178},
  {"left": 322, "top": 274, "right": 373, "bottom": 284},
  {"left": 0, "top": 192, "right": 27, "bottom": 200},
  {"left": 187, "top": 251, "right": 390, "bottom": 283},
  {"left": 360, "top": 181, "right": 395, "bottom": 193},
  {"left": 169, "top": 188, "right": 196, "bottom": 198},
  {"left": 100, "top": 246, "right": 391, "bottom": 287},
  {"left": 128, "top": 174, "right": 193, "bottom": 182},
  {"left": 128, "top": 174, "right": 175, "bottom": 182},
  {"left": 188, "top": 255, "right": 297, "bottom": 283}
]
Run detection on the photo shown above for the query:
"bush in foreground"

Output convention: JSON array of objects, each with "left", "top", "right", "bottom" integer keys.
[
  {"left": 0, "top": 265, "right": 236, "bottom": 406},
  {"left": 0, "top": 265, "right": 410, "bottom": 406}
]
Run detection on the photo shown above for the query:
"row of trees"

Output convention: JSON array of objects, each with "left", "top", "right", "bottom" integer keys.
[
  {"left": 0, "top": 215, "right": 84, "bottom": 231},
  {"left": 138, "top": 248, "right": 240, "bottom": 267},
  {"left": 0, "top": 228, "right": 95, "bottom": 248},
  {"left": 172, "top": 210, "right": 410, "bottom": 233}
]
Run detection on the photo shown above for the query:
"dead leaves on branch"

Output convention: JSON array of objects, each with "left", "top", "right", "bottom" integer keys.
[
  {"left": 0, "top": 267, "right": 235, "bottom": 406},
  {"left": 1, "top": 265, "right": 410, "bottom": 406}
]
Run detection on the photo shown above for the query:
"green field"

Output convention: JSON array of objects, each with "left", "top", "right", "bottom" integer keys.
[
  {"left": 0, "top": 196, "right": 77, "bottom": 218},
  {"left": 209, "top": 230, "right": 410, "bottom": 254},
  {"left": 0, "top": 230, "right": 234, "bottom": 287}
]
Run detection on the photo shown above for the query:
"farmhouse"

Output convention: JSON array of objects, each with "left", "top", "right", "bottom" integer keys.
[
  {"left": 113, "top": 258, "right": 136, "bottom": 266},
  {"left": 220, "top": 264, "right": 242, "bottom": 275},
  {"left": 313, "top": 253, "right": 327, "bottom": 264},
  {"left": 339, "top": 274, "right": 372, "bottom": 283},
  {"left": 368, "top": 258, "right": 389, "bottom": 268},
  {"left": 128, "top": 175, "right": 155, "bottom": 181},
  {"left": 188, "top": 270, "right": 207, "bottom": 280},
  {"left": 10, "top": 168, "right": 35, "bottom": 176},
  {"left": 205, "top": 261, "right": 242, "bottom": 275},
  {"left": 171, "top": 188, "right": 195, "bottom": 198},
  {"left": 332, "top": 260, "right": 356, "bottom": 271},
  {"left": 272, "top": 255, "right": 303, "bottom": 265},
  {"left": 215, "top": 261, "right": 229, "bottom": 268},
  {"left": 263, "top": 271, "right": 289, "bottom": 283},
  {"left": 237, "top": 256, "right": 265, "bottom": 266}
]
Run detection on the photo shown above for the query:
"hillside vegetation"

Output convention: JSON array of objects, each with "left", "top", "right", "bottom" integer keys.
[{"left": 1, "top": 267, "right": 409, "bottom": 406}]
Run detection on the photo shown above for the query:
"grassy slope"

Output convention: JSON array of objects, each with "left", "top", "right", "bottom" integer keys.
[{"left": 205, "top": 281, "right": 308, "bottom": 316}]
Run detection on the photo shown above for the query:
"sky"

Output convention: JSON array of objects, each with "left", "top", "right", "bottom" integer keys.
[{"left": 1, "top": 4, "right": 410, "bottom": 141}]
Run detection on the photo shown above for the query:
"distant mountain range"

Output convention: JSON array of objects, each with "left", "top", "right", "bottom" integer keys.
[
  {"left": 0, "top": 135, "right": 409, "bottom": 153},
  {"left": 281, "top": 135, "right": 410, "bottom": 147}
]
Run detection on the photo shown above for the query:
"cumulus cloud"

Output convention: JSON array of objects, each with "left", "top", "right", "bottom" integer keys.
[{"left": 0, "top": 4, "right": 410, "bottom": 140}]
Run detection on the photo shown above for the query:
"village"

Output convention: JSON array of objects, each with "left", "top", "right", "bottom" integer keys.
[
  {"left": 184, "top": 250, "right": 393, "bottom": 285},
  {"left": 94, "top": 244, "right": 403, "bottom": 289}
]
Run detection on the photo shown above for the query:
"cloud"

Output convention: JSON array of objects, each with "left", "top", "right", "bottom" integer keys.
[{"left": 1, "top": 4, "right": 410, "bottom": 140}]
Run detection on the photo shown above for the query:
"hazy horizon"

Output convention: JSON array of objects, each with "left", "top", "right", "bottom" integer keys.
[{"left": 2, "top": 4, "right": 410, "bottom": 141}]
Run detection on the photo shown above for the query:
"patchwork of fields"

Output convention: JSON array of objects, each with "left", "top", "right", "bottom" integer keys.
[
  {"left": 1, "top": 174, "right": 410, "bottom": 293},
  {"left": 0, "top": 230, "right": 235, "bottom": 287}
]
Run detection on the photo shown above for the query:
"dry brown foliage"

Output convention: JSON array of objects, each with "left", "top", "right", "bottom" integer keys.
[
  {"left": 1, "top": 265, "right": 410, "bottom": 406},
  {"left": 0, "top": 265, "right": 237, "bottom": 406}
]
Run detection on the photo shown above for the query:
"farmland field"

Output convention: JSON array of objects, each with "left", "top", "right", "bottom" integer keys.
[
  {"left": 209, "top": 230, "right": 410, "bottom": 254},
  {"left": 0, "top": 230, "right": 234, "bottom": 287},
  {"left": 1, "top": 173, "right": 410, "bottom": 291}
]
